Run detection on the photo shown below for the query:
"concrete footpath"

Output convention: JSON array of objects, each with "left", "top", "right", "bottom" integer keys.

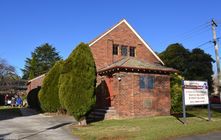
[{"left": 0, "top": 108, "right": 78, "bottom": 140}]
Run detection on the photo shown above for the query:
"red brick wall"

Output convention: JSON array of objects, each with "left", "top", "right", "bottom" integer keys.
[
  {"left": 26, "top": 74, "right": 45, "bottom": 93},
  {"left": 90, "top": 22, "right": 159, "bottom": 70},
  {"left": 111, "top": 72, "right": 171, "bottom": 117},
  {"left": 112, "top": 73, "right": 135, "bottom": 117},
  {"left": 95, "top": 72, "right": 171, "bottom": 118}
]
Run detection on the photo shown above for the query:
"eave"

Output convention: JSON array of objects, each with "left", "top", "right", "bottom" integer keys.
[{"left": 98, "top": 66, "right": 178, "bottom": 76}]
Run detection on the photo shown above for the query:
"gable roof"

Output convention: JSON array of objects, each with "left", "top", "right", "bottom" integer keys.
[{"left": 88, "top": 19, "right": 164, "bottom": 65}]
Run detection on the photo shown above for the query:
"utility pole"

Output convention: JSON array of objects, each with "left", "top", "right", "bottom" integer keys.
[{"left": 211, "top": 19, "right": 221, "bottom": 98}]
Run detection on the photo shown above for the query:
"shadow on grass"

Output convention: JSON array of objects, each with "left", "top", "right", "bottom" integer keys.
[
  {"left": 172, "top": 113, "right": 195, "bottom": 124},
  {"left": 172, "top": 106, "right": 221, "bottom": 124},
  {"left": 175, "top": 115, "right": 208, "bottom": 124}
]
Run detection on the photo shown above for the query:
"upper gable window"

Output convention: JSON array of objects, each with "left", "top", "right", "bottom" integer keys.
[
  {"left": 130, "top": 47, "right": 136, "bottom": 57},
  {"left": 121, "top": 45, "right": 128, "bottom": 56},
  {"left": 113, "top": 44, "right": 118, "bottom": 55}
]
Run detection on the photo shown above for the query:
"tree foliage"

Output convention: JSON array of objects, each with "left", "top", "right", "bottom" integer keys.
[
  {"left": 0, "top": 58, "right": 18, "bottom": 81},
  {"left": 159, "top": 43, "right": 214, "bottom": 92},
  {"left": 170, "top": 73, "right": 183, "bottom": 113},
  {"left": 185, "top": 48, "right": 214, "bottom": 92},
  {"left": 158, "top": 43, "right": 190, "bottom": 75},
  {"left": 38, "top": 61, "right": 63, "bottom": 112},
  {"left": 59, "top": 43, "right": 96, "bottom": 121},
  {"left": 22, "top": 43, "right": 62, "bottom": 80}
]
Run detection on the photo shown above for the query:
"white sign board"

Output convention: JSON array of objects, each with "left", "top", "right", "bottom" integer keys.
[{"left": 183, "top": 80, "right": 209, "bottom": 105}]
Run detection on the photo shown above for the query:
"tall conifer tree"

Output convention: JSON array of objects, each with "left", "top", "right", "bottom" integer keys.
[
  {"left": 59, "top": 43, "right": 96, "bottom": 123},
  {"left": 38, "top": 61, "right": 63, "bottom": 112}
]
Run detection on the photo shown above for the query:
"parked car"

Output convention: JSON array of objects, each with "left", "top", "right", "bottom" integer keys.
[{"left": 209, "top": 96, "right": 220, "bottom": 104}]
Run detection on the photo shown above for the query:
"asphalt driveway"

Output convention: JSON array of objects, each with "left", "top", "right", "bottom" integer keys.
[{"left": 0, "top": 108, "right": 78, "bottom": 140}]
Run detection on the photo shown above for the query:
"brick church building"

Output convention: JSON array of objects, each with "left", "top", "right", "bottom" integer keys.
[
  {"left": 89, "top": 19, "right": 176, "bottom": 118},
  {"left": 27, "top": 19, "right": 176, "bottom": 118}
]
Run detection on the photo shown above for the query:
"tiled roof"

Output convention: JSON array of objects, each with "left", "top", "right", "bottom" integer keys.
[{"left": 98, "top": 57, "right": 177, "bottom": 73}]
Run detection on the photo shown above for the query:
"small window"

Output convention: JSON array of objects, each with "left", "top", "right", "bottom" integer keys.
[
  {"left": 121, "top": 45, "right": 128, "bottom": 56},
  {"left": 113, "top": 44, "right": 118, "bottom": 55},
  {"left": 139, "top": 76, "right": 154, "bottom": 90},
  {"left": 130, "top": 47, "right": 135, "bottom": 57},
  {"left": 147, "top": 76, "right": 154, "bottom": 89},
  {"left": 139, "top": 76, "right": 145, "bottom": 89}
]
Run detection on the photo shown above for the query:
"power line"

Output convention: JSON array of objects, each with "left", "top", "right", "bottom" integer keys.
[
  {"left": 174, "top": 21, "right": 210, "bottom": 41},
  {"left": 159, "top": 21, "right": 213, "bottom": 50},
  {"left": 181, "top": 24, "right": 210, "bottom": 39},
  {"left": 178, "top": 27, "right": 211, "bottom": 43},
  {"left": 195, "top": 40, "right": 213, "bottom": 48},
  {"left": 170, "top": 21, "right": 211, "bottom": 43},
  {"left": 178, "top": 21, "right": 210, "bottom": 37},
  {"left": 161, "top": 20, "right": 219, "bottom": 57},
  {"left": 192, "top": 37, "right": 220, "bottom": 52}
]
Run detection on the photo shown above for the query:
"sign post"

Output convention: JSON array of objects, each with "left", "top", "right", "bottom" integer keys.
[
  {"left": 182, "top": 80, "right": 211, "bottom": 124},
  {"left": 182, "top": 80, "right": 186, "bottom": 124},
  {"left": 208, "top": 102, "right": 211, "bottom": 121}
]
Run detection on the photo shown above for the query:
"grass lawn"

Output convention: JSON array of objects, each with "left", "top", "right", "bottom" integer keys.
[{"left": 73, "top": 108, "right": 221, "bottom": 140}]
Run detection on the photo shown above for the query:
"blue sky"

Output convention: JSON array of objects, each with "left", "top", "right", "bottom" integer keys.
[{"left": 0, "top": 0, "right": 221, "bottom": 76}]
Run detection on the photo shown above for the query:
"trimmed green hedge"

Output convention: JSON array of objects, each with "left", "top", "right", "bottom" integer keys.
[
  {"left": 38, "top": 61, "right": 63, "bottom": 112},
  {"left": 59, "top": 43, "right": 96, "bottom": 121}
]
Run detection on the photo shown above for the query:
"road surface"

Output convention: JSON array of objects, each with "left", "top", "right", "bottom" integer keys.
[{"left": 0, "top": 108, "right": 78, "bottom": 140}]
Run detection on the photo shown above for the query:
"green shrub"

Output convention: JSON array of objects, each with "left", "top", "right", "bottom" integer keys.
[
  {"left": 38, "top": 61, "right": 63, "bottom": 112},
  {"left": 27, "top": 87, "right": 41, "bottom": 110},
  {"left": 59, "top": 43, "right": 96, "bottom": 121},
  {"left": 170, "top": 73, "right": 183, "bottom": 113}
]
